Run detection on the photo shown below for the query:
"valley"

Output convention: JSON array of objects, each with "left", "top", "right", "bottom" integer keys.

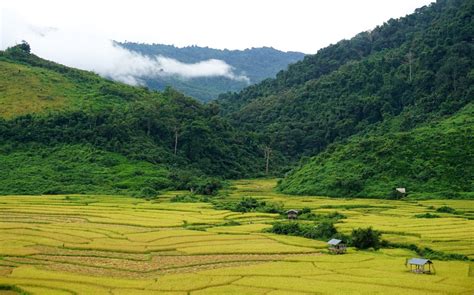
[
  {"left": 0, "top": 179, "right": 473, "bottom": 294},
  {"left": 0, "top": 0, "right": 473, "bottom": 294}
]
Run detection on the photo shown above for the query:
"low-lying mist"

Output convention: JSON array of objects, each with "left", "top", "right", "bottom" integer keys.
[{"left": 1, "top": 10, "right": 249, "bottom": 86}]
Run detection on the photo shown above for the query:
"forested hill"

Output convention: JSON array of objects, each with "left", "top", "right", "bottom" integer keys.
[
  {"left": 218, "top": 0, "right": 473, "bottom": 166},
  {"left": 0, "top": 0, "right": 472, "bottom": 199},
  {"left": 119, "top": 43, "right": 305, "bottom": 101},
  {"left": 278, "top": 104, "right": 474, "bottom": 198},
  {"left": 218, "top": 0, "right": 473, "bottom": 198},
  {"left": 0, "top": 45, "right": 265, "bottom": 196}
]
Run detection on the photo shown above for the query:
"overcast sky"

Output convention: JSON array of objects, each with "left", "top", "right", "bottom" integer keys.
[
  {"left": 2, "top": 0, "right": 434, "bottom": 54},
  {"left": 0, "top": 0, "right": 435, "bottom": 85}
]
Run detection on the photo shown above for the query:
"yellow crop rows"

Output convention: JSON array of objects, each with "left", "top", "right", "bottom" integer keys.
[{"left": 0, "top": 179, "right": 472, "bottom": 294}]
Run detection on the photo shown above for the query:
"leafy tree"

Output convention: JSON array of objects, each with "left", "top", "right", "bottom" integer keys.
[
  {"left": 19, "top": 41, "right": 31, "bottom": 53},
  {"left": 351, "top": 227, "right": 381, "bottom": 250}
]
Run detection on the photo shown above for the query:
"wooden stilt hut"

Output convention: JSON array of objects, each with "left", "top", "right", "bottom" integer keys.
[
  {"left": 327, "top": 238, "right": 346, "bottom": 254},
  {"left": 286, "top": 209, "right": 299, "bottom": 220},
  {"left": 406, "top": 258, "right": 435, "bottom": 274}
]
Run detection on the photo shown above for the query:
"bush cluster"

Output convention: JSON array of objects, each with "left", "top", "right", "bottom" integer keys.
[
  {"left": 215, "top": 197, "right": 283, "bottom": 214},
  {"left": 269, "top": 221, "right": 338, "bottom": 241}
]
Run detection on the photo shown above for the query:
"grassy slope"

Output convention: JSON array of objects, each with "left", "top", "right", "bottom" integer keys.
[
  {"left": 0, "top": 57, "right": 145, "bottom": 118},
  {"left": 279, "top": 104, "right": 474, "bottom": 198},
  {"left": 0, "top": 60, "right": 73, "bottom": 118},
  {"left": 0, "top": 51, "right": 175, "bottom": 195}
]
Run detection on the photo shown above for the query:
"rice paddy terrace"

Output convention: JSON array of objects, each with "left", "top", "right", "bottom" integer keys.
[{"left": 0, "top": 179, "right": 473, "bottom": 294}]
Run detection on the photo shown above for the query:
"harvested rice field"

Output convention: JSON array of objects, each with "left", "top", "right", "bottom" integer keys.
[{"left": 0, "top": 179, "right": 473, "bottom": 294}]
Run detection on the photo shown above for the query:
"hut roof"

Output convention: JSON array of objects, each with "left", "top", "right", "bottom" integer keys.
[
  {"left": 408, "top": 258, "right": 432, "bottom": 266},
  {"left": 328, "top": 239, "right": 343, "bottom": 245},
  {"left": 286, "top": 209, "right": 299, "bottom": 214},
  {"left": 396, "top": 188, "right": 406, "bottom": 194}
]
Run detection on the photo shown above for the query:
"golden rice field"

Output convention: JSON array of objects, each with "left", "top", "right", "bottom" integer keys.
[{"left": 0, "top": 179, "right": 473, "bottom": 294}]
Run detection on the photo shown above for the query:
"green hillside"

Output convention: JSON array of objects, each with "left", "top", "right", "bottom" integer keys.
[
  {"left": 0, "top": 45, "right": 157, "bottom": 118},
  {"left": 278, "top": 104, "right": 474, "bottom": 198},
  {"left": 0, "top": 144, "right": 170, "bottom": 195},
  {"left": 120, "top": 43, "right": 305, "bottom": 101},
  {"left": 215, "top": 0, "right": 473, "bottom": 198},
  {"left": 0, "top": 0, "right": 472, "bottom": 199},
  {"left": 218, "top": 0, "right": 473, "bottom": 170},
  {"left": 0, "top": 45, "right": 265, "bottom": 195}
]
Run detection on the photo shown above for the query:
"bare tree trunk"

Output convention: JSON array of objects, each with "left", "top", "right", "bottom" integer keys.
[
  {"left": 173, "top": 127, "right": 179, "bottom": 155},
  {"left": 264, "top": 146, "right": 272, "bottom": 175},
  {"left": 407, "top": 51, "right": 413, "bottom": 82}
]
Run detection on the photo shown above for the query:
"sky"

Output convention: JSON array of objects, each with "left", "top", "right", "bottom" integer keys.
[{"left": 0, "top": 0, "right": 434, "bottom": 84}]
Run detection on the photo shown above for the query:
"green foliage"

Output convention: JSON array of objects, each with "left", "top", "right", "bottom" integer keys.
[
  {"left": 436, "top": 206, "right": 457, "bottom": 214},
  {"left": 170, "top": 194, "right": 210, "bottom": 203},
  {"left": 389, "top": 242, "right": 469, "bottom": 261},
  {"left": 0, "top": 284, "right": 29, "bottom": 295},
  {"left": 1, "top": 0, "right": 472, "bottom": 200},
  {"left": 296, "top": 208, "right": 346, "bottom": 221},
  {"left": 190, "top": 178, "right": 223, "bottom": 195},
  {"left": 414, "top": 213, "right": 440, "bottom": 218},
  {"left": 234, "top": 197, "right": 263, "bottom": 212},
  {"left": 269, "top": 222, "right": 301, "bottom": 235},
  {"left": 219, "top": 0, "right": 473, "bottom": 185},
  {"left": 0, "top": 49, "right": 267, "bottom": 195},
  {"left": 215, "top": 197, "right": 283, "bottom": 214},
  {"left": 138, "top": 187, "right": 159, "bottom": 198},
  {"left": 170, "top": 171, "right": 224, "bottom": 195},
  {"left": 268, "top": 220, "right": 338, "bottom": 241},
  {"left": 351, "top": 227, "right": 382, "bottom": 250},
  {"left": 9, "top": 41, "right": 32, "bottom": 54},
  {"left": 0, "top": 144, "right": 170, "bottom": 195},
  {"left": 279, "top": 104, "right": 474, "bottom": 198}
]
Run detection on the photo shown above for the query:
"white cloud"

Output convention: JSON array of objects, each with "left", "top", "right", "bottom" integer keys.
[
  {"left": 0, "top": 10, "right": 249, "bottom": 86},
  {"left": 155, "top": 56, "right": 249, "bottom": 82}
]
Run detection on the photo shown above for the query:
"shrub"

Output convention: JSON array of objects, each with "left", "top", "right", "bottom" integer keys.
[
  {"left": 170, "top": 171, "right": 223, "bottom": 195},
  {"left": 297, "top": 209, "right": 346, "bottom": 222},
  {"left": 435, "top": 206, "right": 456, "bottom": 214},
  {"left": 300, "top": 207, "right": 311, "bottom": 214},
  {"left": 269, "top": 222, "right": 301, "bottom": 235},
  {"left": 234, "top": 197, "right": 261, "bottom": 212},
  {"left": 327, "top": 211, "right": 347, "bottom": 220},
  {"left": 225, "top": 197, "right": 283, "bottom": 213},
  {"left": 414, "top": 213, "right": 440, "bottom": 218},
  {"left": 351, "top": 227, "right": 381, "bottom": 250},
  {"left": 139, "top": 187, "right": 158, "bottom": 198},
  {"left": 302, "top": 221, "right": 337, "bottom": 240},
  {"left": 268, "top": 220, "right": 338, "bottom": 241},
  {"left": 192, "top": 178, "right": 223, "bottom": 195},
  {"left": 170, "top": 194, "right": 208, "bottom": 203}
]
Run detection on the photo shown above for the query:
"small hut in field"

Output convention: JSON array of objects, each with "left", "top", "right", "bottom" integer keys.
[
  {"left": 394, "top": 187, "right": 407, "bottom": 198},
  {"left": 327, "top": 238, "right": 346, "bottom": 254},
  {"left": 286, "top": 209, "right": 299, "bottom": 220},
  {"left": 406, "top": 258, "right": 435, "bottom": 274}
]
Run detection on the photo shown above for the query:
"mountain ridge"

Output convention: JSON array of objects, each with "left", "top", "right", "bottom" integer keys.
[
  {"left": 218, "top": 0, "right": 473, "bottom": 197},
  {"left": 119, "top": 42, "right": 305, "bottom": 101}
]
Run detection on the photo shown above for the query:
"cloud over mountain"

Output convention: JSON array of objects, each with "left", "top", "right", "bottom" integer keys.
[{"left": 1, "top": 10, "right": 249, "bottom": 86}]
